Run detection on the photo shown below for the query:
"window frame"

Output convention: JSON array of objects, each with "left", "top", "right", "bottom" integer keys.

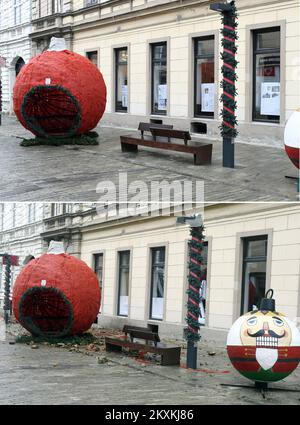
[
  {"left": 150, "top": 42, "right": 168, "bottom": 116},
  {"left": 240, "top": 235, "right": 268, "bottom": 315},
  {"left": 114, "top": 47, "right": 128, "bottom": 113},
  {"left": 149, "top": 246, "right": 166, "bottom": 321},
  {"left": 86, "top": 50, "right": 99, "bottom": 68},
  {"left": 193, "top": 35, "right": 215, "bottom": 119},
  {"left": 252, "top": 26, "right": 281, "bottom": 124},
  {"left": 117, "top": 250, "right": 131, "bottom": 317}
]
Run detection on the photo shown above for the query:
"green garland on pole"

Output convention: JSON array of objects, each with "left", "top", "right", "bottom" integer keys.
[
  {"left": 220, "top": 1, "right": 239, "bottom": 138},
  {"left": 3, "top": 253, "right": 11, "bottom": 325},
  {"left": 185, "top": 225, "right": 205, "bottom": 342}
]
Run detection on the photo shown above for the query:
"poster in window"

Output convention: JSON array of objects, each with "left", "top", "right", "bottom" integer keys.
[
  {"left": 121, "top": 85, "right": 128, "bottom": 108},
  {"left": 158, "top": 84, "right": 167, "bottom": 110},
  {"left": 261, "top": 82, "right": 280, "bottom": 116},
  {"left": 152, "top": 297, "right": 164, "bottom": 319},
  {"left": 119, "top": 295, "right": 128, "bottom": 316},
  {"left": 201, "top": 83, "right": 215, "bottom": 113}
]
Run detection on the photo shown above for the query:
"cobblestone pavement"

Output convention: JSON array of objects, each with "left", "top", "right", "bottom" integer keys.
[
  {"left": 1, "top": 323, "right": 300, "bottom": 405},
  {"left": 0, "top": 116, "right": 298, "bottom": 202}
]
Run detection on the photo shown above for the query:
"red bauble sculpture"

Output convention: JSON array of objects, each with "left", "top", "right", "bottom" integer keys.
[
  {"left": 12, "top": 253, "right": 101, "bottom": 337},
  {"left": 13, "top": 50, "right": 107, "bottom": 138}
]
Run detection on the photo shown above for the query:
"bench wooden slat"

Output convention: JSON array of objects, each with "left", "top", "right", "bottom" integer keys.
[
  {"left": 150, "top": 127, "right": 191, "bottom": 145},
  {"left": 105, "top": 336, "right": 181, "bottom": 366},
  {"left": 120, "top": 135, "right": 212, "bottom": 165},
  {"left": 138, "top": 122, "right": 173, "bottom": 135}
]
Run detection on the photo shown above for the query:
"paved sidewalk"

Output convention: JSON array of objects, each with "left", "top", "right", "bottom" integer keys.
[
  {"left": 0, "top": 116, "right": 298, "bottom": 202},
  {"left": 1, "top": 327, "right": 300, "bottom": 405}
]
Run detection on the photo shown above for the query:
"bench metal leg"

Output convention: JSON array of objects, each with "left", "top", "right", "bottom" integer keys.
[
  {"left": 106, "top": 342, "right": 122, "bottom": 352},
  {"left": 121, "top": 142, "right": 138, "bottom": 152},
  {"left": 194, "top": 146, "right": 213, "bottom": 165},
  {"left": 160, "top": 348, "right": 181, "bottom": 366}
]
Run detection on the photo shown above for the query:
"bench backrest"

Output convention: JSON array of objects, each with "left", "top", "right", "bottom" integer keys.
[
  {"left": 138, "top": 122, "right": 173, "bottom": 134},
  {"left": 122, "top": 324, "right": 160, "bottom": 343},
  {"left": 150, "top": 127, "right": 191, "bottom": 142}
]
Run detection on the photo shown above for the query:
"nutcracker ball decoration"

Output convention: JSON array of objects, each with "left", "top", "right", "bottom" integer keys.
[
  {"left": 12, "top": 241, "right": 101, "bottom": 337},
  {"left": 227, "top": 290, "right": 300, "bottom": 384},
  {"left": 284, "top": 108, "right": 300, "bottom": 170},
  {"left": 13, "top": 37, "right": 107, "bottom": 138}
]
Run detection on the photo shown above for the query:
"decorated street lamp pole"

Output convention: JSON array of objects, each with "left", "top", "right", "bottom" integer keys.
[
  {"left": 177, "top": 215, "right": 204, "bottom": 369},
  {"left": 0, "top": 254, "right": 19, "bottom": 325},
  {"left": 1, "top": 254, "right": 12, "bottom": 325},
  {"left": 210, "top": 1, "right": 238, "bottom": 168}
]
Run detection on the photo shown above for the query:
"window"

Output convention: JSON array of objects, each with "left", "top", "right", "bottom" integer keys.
[
  {"left": 86, "top": 51, "right": 98, "bottom": 67},
  {"left": 194, "top": 36, "right": 215, "bottom": 118},
  {"left": 28, "top": 204, "right": 36, "bottom": 224},
  {"left": 94, "top": 253, "right": 103, "bottom": 312},
  {"left": 252, "top": 27, "right": 280, "bottom": 123},
  {"left": 0, "top": 204, "right": 3, "bottom": 231},
  {"left": 115, "top": 48, "right": 128, "bottom": 112},
  {"left": 12, "top": 204, "right": 16, "bottom": 228},
  {"left": 117, "top": 251, "right": 130, "bottom": 316},
  {"left": 50, "top": 203, "right": 72, "bottom": 216},
  {"left": 150, "top": 247, "right": 166, "bottom": 320},
  {"left": 14, "top": 0, "right": 21, "bottom": 25},
  {"left": 94, "top": 253, "right": 103, "bottom": 289},
  {"left": 85, "top": 0, "right": 98, "bottom": 6},
  {"left": 151, "top": 43, "right": 167, "bottom": 115},
  {"left": 241, "top": 236, "right": 268, "bottom": 314}
]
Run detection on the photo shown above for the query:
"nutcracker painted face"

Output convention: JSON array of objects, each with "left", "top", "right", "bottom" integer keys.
[
  {"left": 240, "top": 311, "right": 292, "bottom": 348},
  {"left": 227, "top": 310, "right": 300, "bottom": 383}
]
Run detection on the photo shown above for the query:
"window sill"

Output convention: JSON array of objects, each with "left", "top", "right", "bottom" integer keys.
[{"left": 250, "top": 120, "right": 282, "bottom": 127}]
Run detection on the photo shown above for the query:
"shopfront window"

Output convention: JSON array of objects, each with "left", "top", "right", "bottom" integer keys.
[
  {"left": 115, "top": 48, "right": 128, "bottom": 112},
  {"left": 253, "top": 28, "right": 280, "bottom": 123},
  {"left": 241, "top": 236, "right": 268, "bottom": 314},
  {"left": 117, "top": 251, "right": 130, "bottom": 316},
  {"left": 194, "top": 36, "right": 215, "bottom": 118},
  {"left": 150, "top": 247, "right": 165, "bottom": 320},
  {"left": 151, "top": 43, "right": 167, "bottom": 115}
]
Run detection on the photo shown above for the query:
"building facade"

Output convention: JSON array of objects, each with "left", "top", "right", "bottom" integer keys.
[
  {"left": 0, "top": 0, "right": 32, "bottom": 113},
  {"left": 29, "top": 0, "right": 300, "bottom": 147},
  {"left": 0, "top": 202, "right": 90, "bottom": 308},
  {"left": 78, "top": 203, "right": 300, "bottom": 339}
]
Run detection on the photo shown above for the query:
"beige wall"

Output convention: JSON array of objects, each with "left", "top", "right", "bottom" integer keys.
[
  {"left": 67, "top": 0, "right": 300, "bottom": 146},
  {"left": 80, "top": 203, "right": 300, "bottom": 336}
]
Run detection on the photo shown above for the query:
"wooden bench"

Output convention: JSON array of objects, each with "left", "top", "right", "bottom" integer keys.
[
  {"left": 138, "top": 122, "right": 173, "bottom": 138},
  {"left": 120, "top": 133, "right": 213, "bottom": 165},
  {"left": 105, "top": 325, "right": 181, "bottom": 366}
]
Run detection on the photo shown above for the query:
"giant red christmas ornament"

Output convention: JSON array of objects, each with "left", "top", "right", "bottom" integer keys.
[
  {"left": 12, "top": 249, "right": 101, "bottom": 337},
  {"left": 284, "top": 109, "right": 300, "bottom": 170},
  {"left": 13, "top": 38, "right": 106, "bottom": 138},
  {"left": 227, "top": 291, "right": 300, "bottom": 384}
]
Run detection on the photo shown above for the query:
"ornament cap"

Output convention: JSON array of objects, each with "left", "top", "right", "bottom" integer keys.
[{"left": 260, "top": 289, "right": 275, "bottom": 312}]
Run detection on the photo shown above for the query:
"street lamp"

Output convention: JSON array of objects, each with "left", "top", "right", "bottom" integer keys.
[
  {"left": 176, "top": 214, "right": 204, "bottom": 369},
  {"left": 0, "top": 254, "right": 19, "bottom": 324},
  {"left": 210, "top": 1, "right": 238, "bottom": 168}
]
